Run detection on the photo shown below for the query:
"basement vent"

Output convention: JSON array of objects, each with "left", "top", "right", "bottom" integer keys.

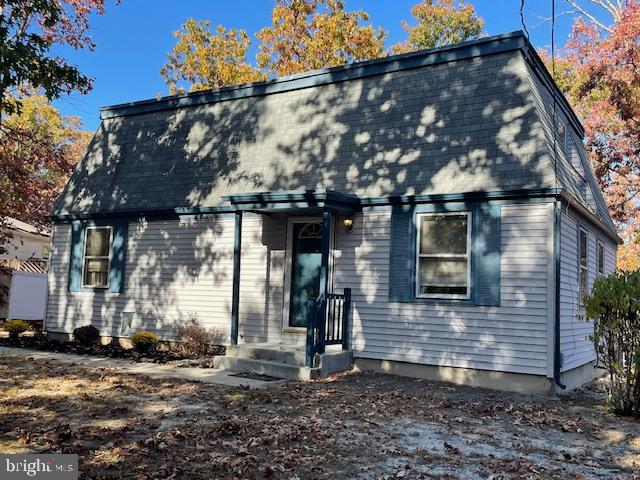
[{"left": 120, "top": 312, "right": 133, "bottom": 337}]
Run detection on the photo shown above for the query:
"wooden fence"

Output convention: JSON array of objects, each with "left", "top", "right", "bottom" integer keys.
[{"left": 0, "top": 259, "right": 48, "bottom": 273}]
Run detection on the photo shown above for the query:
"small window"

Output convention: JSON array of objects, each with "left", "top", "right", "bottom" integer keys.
[
  {"left": 597, "top": 240, "right": 605, "bottom": 276},
  {"left": 579, "top": 228, "right": 588, "bottom": 304},
  {"left": 557, "top": 116, "right": 568, "bottom": 151},
  {"left": 82, "top": 226, "right": 111, "bottom": 288},
  {"left": 416, "top": 212, "right": 470, "bottom": 299}
]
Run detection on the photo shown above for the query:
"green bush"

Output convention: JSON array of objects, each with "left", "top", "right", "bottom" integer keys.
[
  {"left": 2, "top": 319, "right": 30, "bottom": 341},
  {"left": 584, "top": 270, "right": 640, "bottom": 416},
  {"left": 130, "top": 331, "right": 158, "bottom": 353},
  {"left": 73, "top": 325, "right": 100, "bottom": 347}
]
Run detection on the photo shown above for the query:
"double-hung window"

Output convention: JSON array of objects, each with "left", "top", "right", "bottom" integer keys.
[
  {"left": 416, "top": 212, "right": 470, "bottom": 299},
  {"left": 578, "top": 228, "right": 588, "bottom": 304},
  {"left": 82, "top": 226, "right": 111, "bottom": 288},
  {"left": 597, "top": 240, "right": 605, "bottom": 276}
]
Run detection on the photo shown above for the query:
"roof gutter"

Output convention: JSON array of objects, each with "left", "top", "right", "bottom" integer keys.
[{"left": 559, "top": 190, "right": 622, "bottom": 245}]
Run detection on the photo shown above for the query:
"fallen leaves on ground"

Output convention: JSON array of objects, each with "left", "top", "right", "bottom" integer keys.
[{"left": 0, "top": 354, "right": 639, "bottom": 479}]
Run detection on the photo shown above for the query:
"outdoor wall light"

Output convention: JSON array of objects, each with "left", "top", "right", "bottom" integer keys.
[{"left": 343, "top": 217, "right": 354, "bottom": 232}]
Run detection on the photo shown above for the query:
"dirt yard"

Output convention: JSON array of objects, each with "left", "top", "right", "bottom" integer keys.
[{"left": 0, "top": 353, "right": 638, "bottom": 479}]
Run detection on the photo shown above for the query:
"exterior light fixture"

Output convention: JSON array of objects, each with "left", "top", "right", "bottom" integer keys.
[{"left": 343, "top": 217, "right": 354, "bottom": 232}]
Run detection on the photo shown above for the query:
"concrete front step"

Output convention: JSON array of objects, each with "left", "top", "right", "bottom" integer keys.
[
  {"left": 226, "top": 344, "right": 306, "bottom": 366},
  {"left": 214, "top": 349, "right": 353, "bottom": 381}
]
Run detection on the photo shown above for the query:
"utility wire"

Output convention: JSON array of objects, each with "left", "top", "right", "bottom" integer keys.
[
  {"left": 520, "top": 0, "right": 530, "bottom": 40},
  {"left": 552, "top": 0, "right": 558, "bottom": 189}
]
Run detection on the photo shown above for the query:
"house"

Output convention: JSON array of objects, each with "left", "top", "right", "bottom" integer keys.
[
  {"left": 1, "top": 217, "right": 50, "bottom": 320},
  {"left": 45, "top": 31, "right": 620, "bottom": 394},
  {"left": 1, "top": 217, "right": 50, "bottom": 262}
]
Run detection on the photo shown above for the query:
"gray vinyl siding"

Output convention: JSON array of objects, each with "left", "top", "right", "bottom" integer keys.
[
  {"left": 47, "top": 214, "right": 294, "bottom": 344},
  {"left": 47, "top": 217, "right": 234, "bottom": 339},
  {"left": 559, "top": 208, "right": 617, "bottom": 372},
  {"left": 332, "top": 202, "right": 553, "bottom": 376},
  {"left": 524, "top": 58, "right": 613, "bottom": 231},
  {"left": 236, "top": 214, "right": 304, "bottom": 347},
  {"left": 48, "top": 202, "right": 616, "bottom": 377}
]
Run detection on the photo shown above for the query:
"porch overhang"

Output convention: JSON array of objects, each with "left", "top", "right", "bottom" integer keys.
[{"left": 222, "top": 189, "right": 360, "bottom": 215}]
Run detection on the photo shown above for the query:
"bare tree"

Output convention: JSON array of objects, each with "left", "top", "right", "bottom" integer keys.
[{"left": 563, "top": 0, "right": 624, "bottom": 32}]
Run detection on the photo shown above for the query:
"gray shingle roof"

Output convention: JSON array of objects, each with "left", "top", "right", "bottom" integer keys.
[{"left": 53, "top": 31, "right": 614, "bottom": 235}]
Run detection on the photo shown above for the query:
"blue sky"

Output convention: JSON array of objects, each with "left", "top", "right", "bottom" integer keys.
[{"left": 52, "top": 0, "right": 582, "bottom": 131}]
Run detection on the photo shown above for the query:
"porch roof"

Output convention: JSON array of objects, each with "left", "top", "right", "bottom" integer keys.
[{"left": 222, "top": 189, "right": 360, "bottom": 214}]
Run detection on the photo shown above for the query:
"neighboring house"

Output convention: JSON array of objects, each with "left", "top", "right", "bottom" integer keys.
[
  {"left": 1, "top": 217, "right": 50, "bottom": 261},
  {"left": 46, "top": 31, "right": 620, "bottom": 393},
  {"left": 1, "top": 217, "right": 50, "bottom": 320}
]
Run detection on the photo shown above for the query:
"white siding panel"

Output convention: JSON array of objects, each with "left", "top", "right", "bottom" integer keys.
[
  {"left": 333, "top": 203, "right": 553, "bottom": 376},
  {"left": 559, "top": 209, "right": 617, "bottom": 372}
]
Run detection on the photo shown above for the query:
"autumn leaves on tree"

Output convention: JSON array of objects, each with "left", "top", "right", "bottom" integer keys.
[
  {"left": 0, "top": 0, "right": 106, "bottom": 242},
  {"left": 160, "top": 0, "right": 482, "bottom": 92},
  {"left": 547, "top": 0, "right": 640, "bottom": 269},
  {"left": 160, "top": 20, "right": 265, "bottom": 95}
]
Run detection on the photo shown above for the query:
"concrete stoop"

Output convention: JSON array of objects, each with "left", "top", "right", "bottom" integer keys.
[{"left": 213, "top": 343, "right": 353, "bottom": 381}]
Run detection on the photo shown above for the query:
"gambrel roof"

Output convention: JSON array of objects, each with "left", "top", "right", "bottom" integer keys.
[{"left": 53, "top": 31, "right": 615, "bottom": 236}]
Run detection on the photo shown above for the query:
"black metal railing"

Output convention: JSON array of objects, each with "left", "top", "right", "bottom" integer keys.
[{"left": 306, "top": 288, "right": 352, "bottom": 367}]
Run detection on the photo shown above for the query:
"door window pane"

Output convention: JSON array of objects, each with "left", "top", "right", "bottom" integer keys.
[{"left": 289, "top": 222, "right": 322, "bottom": 328}]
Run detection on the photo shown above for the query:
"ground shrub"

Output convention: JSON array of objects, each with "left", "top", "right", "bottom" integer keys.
[
  {"left": 2, "top": 319, "right": 30, "bottom": 342},
  {"left": 73, "top": 325, "right": 101, "bottom": 347},
  {"left": 584, "top": 270, "right": 640, "bottom": 416},
  {"left": 173, "top": 317, "right": 222, "bottom": 358},
  {"left": 131, "top": 331, "right": 158, "bottom": 353}
]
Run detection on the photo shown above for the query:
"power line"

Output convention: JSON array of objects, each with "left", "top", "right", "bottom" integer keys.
[
  {"left": 552, "top": 0, "right": 558, "bottom": 189},
  {"left": 520, "top": 0, "right": 530, "bottom": 40}
]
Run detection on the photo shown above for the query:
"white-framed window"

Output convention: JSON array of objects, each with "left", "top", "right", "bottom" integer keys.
[
  {"left": 416, "top": 212, "right": 471, "bottom": 299},
  {"left": 579, "top": 228, "right": 588, "bottom": 304},
  {"left": 82, "top": 226, "right": 112, "bottom": 288},
  {"left": 597, "top": 239, "right": 605, "bottom": 276}
]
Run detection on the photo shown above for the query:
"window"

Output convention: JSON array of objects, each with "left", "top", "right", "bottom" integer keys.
[
  {"left": 557, "top": 118, "right": 567, "bottom": 150},
  {"left": 597, "top": 240, "right": 605, "bottom": 276},
  {"left": 579, "top": 228, "right": 588, "bottom": 304},
  {"left": 82, "top": 226, "right": 111, "bottom": 288},
  {"left": 416, "top": 212, "right": 470, "bottom": 299}
]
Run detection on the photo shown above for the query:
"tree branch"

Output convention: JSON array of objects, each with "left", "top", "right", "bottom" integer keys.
[{"left": 564, "top": 0, "right": 614, "bottom": 32}]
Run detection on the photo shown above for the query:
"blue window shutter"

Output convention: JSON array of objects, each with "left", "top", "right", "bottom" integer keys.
[
  {"left": 108, "top": 221, "right": 128, "bottom": 293},
  {"left": 472, "top": 203, "right": 501, "bottom": 306},
  {"left": 68, "top": 221, "right": 86, "bottom": 292},
  {"left": 389, "top": 204, "right": 416, "bottom": 302}
]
